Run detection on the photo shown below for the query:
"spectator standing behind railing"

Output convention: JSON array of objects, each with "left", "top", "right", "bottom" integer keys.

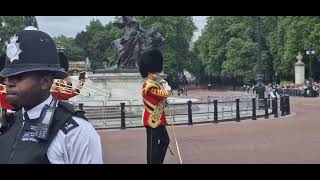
[
  {"left": 312, "top": 83, "right": 319, "bottom": 97},
  {"left": 270, "top": 88, "right": 280, "bottom": 98},
  {"left": 269, "top": 82, "right": 320, "bottom": 97}
]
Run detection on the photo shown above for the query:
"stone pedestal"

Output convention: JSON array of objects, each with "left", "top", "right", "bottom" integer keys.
[
  {"left": 295, "top": 52, "right": 305, "bottom": 84},
  {"left": 69, "top": 71, "right": 144, "bottom": 106}
]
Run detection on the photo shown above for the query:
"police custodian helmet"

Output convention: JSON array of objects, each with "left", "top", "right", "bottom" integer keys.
[
  {"left": 138, "top": 47, "right": 163, "bottom": 78},
  {"left": 0, "top": 26, "right": 68, "bottom": 79}
]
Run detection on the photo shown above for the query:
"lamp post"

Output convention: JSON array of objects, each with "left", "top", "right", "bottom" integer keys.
[
  {"left": 255, "top": 16, "right": 265, "bottom": 107},
  {"left": 305, "top": 47, "right": 316, "bottom": 82}
]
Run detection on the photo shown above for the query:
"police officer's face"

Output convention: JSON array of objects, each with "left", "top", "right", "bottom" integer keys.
[{"left": 4, "top": 71, "right": 53, "bottom": 111}]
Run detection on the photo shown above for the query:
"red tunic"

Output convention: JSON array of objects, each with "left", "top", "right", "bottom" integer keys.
[
  {"left": 0, "top": 94, "right": 13, "bottom": 110},
  {"left": 142, "top": 79, "right": 172, "bottom": 127},
  {"left": 0, "top": 85, "right": 12, "bottom": 110}
]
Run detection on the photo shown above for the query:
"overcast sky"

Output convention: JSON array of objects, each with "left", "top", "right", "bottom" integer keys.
[{"left": 36, "top": 16, "right": 208, "bottom": 42}]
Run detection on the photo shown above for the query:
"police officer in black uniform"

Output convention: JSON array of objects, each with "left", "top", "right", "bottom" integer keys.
[{"left": 0, "top": 26, "right": 103, "bottom": 164}]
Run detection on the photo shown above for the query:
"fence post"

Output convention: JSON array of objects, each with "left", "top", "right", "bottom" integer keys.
[
  {"left": 285, "top": 95, "right": 290, "bottom": 115},
  {"left": 284, "top": 95, "right": 288, "bottom": 115},
  {"left": 188, "top": 100, "right": 192, "bottom": 125},
  {"left": 214, "top": 100, "right": 218, "bottom": 123},
  {"left": 267, "top": 94, "right": 271, "bottom": 108},
  {"left": 78, "top": 103, "right": 84, "bottom": 111},
  {"left": 120, "top": 103, "right": 126, "bottom": 129},
  {"left": 236, "top": 99, "right": 240, "bottom": 122},
  {"left": 252, "top": 98, "right": 256, "bottom": 120},
  {"left": 207, "top": 99, "right": 210, "bottom": 120},
  {"left": 264, "top": 98, "right": 269, "bottom": 119},
  {"left": 283, "top": 95, "right": 287, "bottom": 115},
  {"left": 280, "top": 96, "right": 285, "bottom": 116},
  {"left": 274, "top": 97, "right": 278, "bottom": 118},
  {"left": 288, "top": 95, "right": 290, "bottom": 113}
]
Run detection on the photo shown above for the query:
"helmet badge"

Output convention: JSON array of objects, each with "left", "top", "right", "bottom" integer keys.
[{"left": 6, "top": 34, "right": 22, "bottom": 63}]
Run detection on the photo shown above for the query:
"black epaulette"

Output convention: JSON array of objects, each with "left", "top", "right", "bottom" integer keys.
[
  {"left": 58, "top": 101, "right": 88, "bottom": 135},
  {"left": 58, "top": 101, "right": 76, "bottom": 113},
  {"left": 61, "top": 118, "right": 79, "bottom": 135},
  {"left": 58, "top": 101, "right": 86, "bottom": 118}
]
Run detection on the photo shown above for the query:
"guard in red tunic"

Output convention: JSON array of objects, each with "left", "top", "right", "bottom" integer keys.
[{"left": 139, "top": 48, "right": 173, "bottom": 164}]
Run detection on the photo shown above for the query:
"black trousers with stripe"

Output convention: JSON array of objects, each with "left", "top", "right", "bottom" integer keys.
[{"left": 146, "top": 125, "right": 170, "bottom": 164}]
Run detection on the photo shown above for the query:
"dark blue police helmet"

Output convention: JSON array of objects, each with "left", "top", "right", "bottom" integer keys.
[{"left": 0, "top": 26, "right": 68, "bottom": 79}]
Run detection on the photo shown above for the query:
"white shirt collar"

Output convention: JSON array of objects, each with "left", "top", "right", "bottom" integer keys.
[{"left": 22, "top": 95, "right": 54, "bottom": 120}]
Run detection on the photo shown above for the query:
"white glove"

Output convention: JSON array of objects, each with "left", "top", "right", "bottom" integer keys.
[
  {"left": 163, "top": 84, "right": 171, "bottom": 91},
  {"left": 159, "top": 79, "right": 167, "bottom": 84},
  {"left": 163, "top": 83, "right": 171, "bottom": 91},
  {"left": 159, "top": 80, "right": 171, "bottom": 91}
]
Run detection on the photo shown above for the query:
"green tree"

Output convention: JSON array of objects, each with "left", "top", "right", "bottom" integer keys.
[
  {"left": 75, "top": 19, "right": 104, "bottom": 57},
  {"left": 221, "top": 37, "right": 256, "bottom": 84},
  {"left": 265, "top": 16, "right": 320, "bottom": 81},
  {"left": 0, "top": 16, "right": 26, "bottom": 54},
  {"left": 189, "top": 40, "right": 206, "bottom": 82},
  {"left": 0, "top": 16, "right": 39, "bottom": 55},
  {"left": 136, "top": 16, "right": 196, "bottom": 78},
  {"left": 194, "top": 16, "right": 258, "bottom": 84},
  {"left": 194, "top": 16, "right": 320, "bottom": 84},
  {"left": 53, "top": 35, "right": 85, "bottom": 61},
  {"left": 75, "top": 19, "right": 124, "bottom": 69}
]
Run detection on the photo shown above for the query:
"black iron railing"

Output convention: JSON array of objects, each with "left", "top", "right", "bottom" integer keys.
[{"left": 76, "top": 95, "right": 291, "bottom": 130}]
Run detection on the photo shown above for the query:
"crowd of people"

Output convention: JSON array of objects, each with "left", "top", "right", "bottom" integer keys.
[
  {"left": 242, "top": 81, "right": 320, "bottom": 97},
  {"left": 265, "top": 81, "right": 319, "bottom": 97},
  {"left": 275, "top": 81, "right": 319, "bottom": 97}
]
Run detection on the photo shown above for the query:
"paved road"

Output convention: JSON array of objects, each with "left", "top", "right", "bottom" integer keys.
[{"left": 98, "top": 90, "right": 320, "bottom": 164}]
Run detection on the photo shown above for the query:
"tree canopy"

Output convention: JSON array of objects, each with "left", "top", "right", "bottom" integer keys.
[
  {"left": 193, "top": 16, "right": 320, "bottom": 84},
  {"left": 2, "top": 16, "right": 320, "bottom": 83}
]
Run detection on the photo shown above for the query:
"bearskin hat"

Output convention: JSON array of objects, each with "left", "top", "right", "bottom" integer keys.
[
  {"left": 138, "top": 48, "right": 163, "bottom": 78},
  {"left": 58, "top": 51, "right": 69, "bottom": 72},
  {"left": 0, "top": 54, "right": 5, "bottom": 72}
]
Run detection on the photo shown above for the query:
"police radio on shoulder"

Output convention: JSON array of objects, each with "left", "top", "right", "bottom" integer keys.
[{"left": 34, "top": 96, "right": 59, "bottom": 140}]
